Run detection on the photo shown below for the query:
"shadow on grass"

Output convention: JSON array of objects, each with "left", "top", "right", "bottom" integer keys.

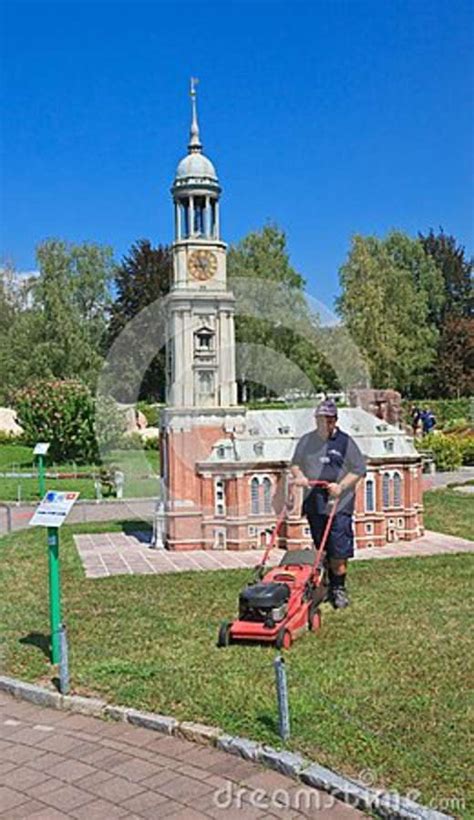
[
  {"left": 255, "top": 712, "right": 279, "bottom": 735},
  {"left": 19, "top": 631, "right": 50, "bottom": 660}
]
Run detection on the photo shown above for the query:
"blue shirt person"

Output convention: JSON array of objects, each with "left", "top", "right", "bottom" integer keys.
[{"left": 290, "top": 399, "right": 366, "bottom": 609}]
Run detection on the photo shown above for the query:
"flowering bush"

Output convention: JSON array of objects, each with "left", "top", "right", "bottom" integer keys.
[
  {"left": 416, "top": 433, "right": 462, "bottom": 472},
  {"left": 13, "top": 380, "right": 98, "bottom": 463}
]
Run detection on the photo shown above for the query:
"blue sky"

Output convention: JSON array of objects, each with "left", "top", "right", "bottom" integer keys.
[{"left": 1, "top": 0, "right": 473, "bottom": 309}]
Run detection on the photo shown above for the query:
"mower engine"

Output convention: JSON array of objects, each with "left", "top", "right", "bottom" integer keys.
[{"left": 239, "top": 581, "right": 290, "bottom": 627}]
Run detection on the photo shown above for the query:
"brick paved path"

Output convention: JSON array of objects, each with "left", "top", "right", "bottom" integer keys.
[
  {"left": 0, "top": 693, "right": 363, "bottom": 819},
  {"left": 74, "top": 530, "right": 474, "bottom": 579}
]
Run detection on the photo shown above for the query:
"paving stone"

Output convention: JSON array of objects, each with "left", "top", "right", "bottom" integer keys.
[
  {"left": 69, "top": 798, "right": 130, "bottom": 818},
  {"left": 139, "top": 768, "right": 182, "bottom": 791},
  {"left": 1, "top": 799, "right": 49, "bottom": 818},
  {"left": 0, "top": 765, "right": 48, "bottom": 791},
  {"left": 34, "top": 783, "right": 96, "bottom": 812},
  {"left": 27, "top": 751, "right": 69, "bottom": 772},
  {"left": 47, "top": 758, "right": 97, "bottom": 783},
  {"left": 84, "top": 773, "right": 145, "bottom": 803},
  {"left": 158, "top": 773, "right": 214, "bottom": 801},
  {"left": 72, "top": 769, "right": 113, "bottom": 791},
  {"left": 108, "top": 756, "right": 165, "bottom": 782},
  {"left": 0, "top": 785, "right": 27, "bottom": 811},
  {"left": 139, "top": 798, "right": 184, "bottom": 818},
  {"left": 120, "top": 788, "right": 170, "bottom": 813},
  {"left": 22, "top": 777, "right": 62, "bottom": 799},
  {"left": 0, "top": 743, "right": 38, "bottom": 764}
]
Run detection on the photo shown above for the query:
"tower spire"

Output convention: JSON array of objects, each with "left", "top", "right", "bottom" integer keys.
[{"left": 188, "top": 77, "right": 202, "bottom": 153}]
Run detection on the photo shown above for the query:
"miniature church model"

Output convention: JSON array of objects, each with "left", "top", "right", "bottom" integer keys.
[{"left": 160, "top": 82, "right": 424, "bottom": 551}]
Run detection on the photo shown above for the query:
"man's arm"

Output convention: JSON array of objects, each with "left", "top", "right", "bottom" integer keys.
[
  {"left": 327, "top": 435, "right": 366, "bottom": 497},
  {"left": 290, "top": 436, "right": 310, "bottom": 487},
  {"left": 326, "top": 472, "right": 363, "bottom": 497},
  {"left": 290, "top": 463, "right": 309, "bottom": 487}
]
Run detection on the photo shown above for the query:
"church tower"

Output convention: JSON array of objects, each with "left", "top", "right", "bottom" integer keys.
[
  {"left": 160, "top": 81, "right": 243, "bottom": 550},
  {"left": 166, "top": 79, "right": 237, "bottom": 408}
]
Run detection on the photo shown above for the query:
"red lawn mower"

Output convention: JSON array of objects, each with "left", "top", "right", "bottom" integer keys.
[{"left": 217, "top": 481, "right": 338, "bottom": 650}]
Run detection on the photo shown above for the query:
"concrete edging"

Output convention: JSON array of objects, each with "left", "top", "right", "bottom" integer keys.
[{"left": 0, "top": 675, "right": 453, "bottom": 820}]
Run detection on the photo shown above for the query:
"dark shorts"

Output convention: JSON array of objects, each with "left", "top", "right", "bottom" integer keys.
[{"left": 306, "top": 511, "right": 354, "bottom": 560}]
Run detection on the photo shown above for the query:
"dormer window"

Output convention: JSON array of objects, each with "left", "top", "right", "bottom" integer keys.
[
  {"left": 384, "top": 438, "right": 395, "bottom": 453},
  {"left": 278, "top": 426, "right": 291, "bottom": 435},
  {"left": 217, "top": 445, "right": 226, "bottom": 459},
  {"left": 254, "top": 441, "right": 264, "bottom": 457}
]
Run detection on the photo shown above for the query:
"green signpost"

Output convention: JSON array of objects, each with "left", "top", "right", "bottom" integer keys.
[
  {"left": 33, "top": 442, "right": 50, "bottom": 499},
  {"left": 29, "top": 490, "right": 79, "bottom": 665},
  {"left": 47, "top": 527, "right": 62, "bottom": 663}
]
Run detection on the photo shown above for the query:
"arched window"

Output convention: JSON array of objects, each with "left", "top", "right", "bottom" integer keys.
[
  {"left": 393, "top": 472, "right": 402, "bottom": 507},
  {"left": 382, "top": 473, "right": 391, "bottom": 508},
  {"left": 251, "top": 477, "right": 260, "bottom": 515},
  {"left": 262, "top": 477, "right": 272, "bottom": 514},
  {"left": 365, "top": 478, "right": 375, "bottom": 512}
]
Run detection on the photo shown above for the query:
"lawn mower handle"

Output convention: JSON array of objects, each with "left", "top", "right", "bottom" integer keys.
[{"left": 256, "top": 479, "right": 338, "bottom": 577}]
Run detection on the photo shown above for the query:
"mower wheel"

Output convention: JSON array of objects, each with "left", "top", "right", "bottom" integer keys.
[
  {"left": 275, "top": 627, "right": 292, "bottom": 650},
  {"left": 217, "top": 620, "right": 232, "bottom": 648},
  {"left": 308, "top": 603, "right": 321, "bottom": 632}
]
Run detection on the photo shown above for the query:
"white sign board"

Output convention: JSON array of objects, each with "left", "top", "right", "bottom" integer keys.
[
  {"left": 33, "top": 442, "right": 50, "bottom": 456},
  {"left": 29, "top": 491, "right": 80, "bottom": 528}
]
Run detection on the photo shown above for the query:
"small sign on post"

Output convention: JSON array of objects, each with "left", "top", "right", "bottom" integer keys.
[{"left": 29, "top": 491, "right": 79, "bottom": 664}]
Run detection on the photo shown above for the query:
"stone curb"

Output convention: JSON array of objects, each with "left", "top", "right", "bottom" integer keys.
[{"left": 0, "top": 676, "right": 453, "bottom": 820}]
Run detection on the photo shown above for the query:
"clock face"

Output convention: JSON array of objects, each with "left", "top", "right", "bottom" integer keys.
[{"left": 188, "top": 249, "right": 218, "bottom": 281}]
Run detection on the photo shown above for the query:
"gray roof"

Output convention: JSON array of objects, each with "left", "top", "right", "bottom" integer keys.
[{"left": 203, "top": 407, "right": 419, "bottom": 466}]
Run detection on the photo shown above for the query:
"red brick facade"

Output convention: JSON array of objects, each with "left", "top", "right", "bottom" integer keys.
[{"left": 161, "top": 418, "right": 424, "bottom": 552}]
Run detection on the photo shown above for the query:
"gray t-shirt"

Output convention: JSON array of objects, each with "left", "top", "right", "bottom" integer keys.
[{"left": 291, "top": 427, "right": 366, "bottom": 516}]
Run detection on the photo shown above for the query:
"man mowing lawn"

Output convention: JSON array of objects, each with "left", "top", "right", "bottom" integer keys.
[{"left": 290, "top": 399, "right": 366, "bottom": 609}]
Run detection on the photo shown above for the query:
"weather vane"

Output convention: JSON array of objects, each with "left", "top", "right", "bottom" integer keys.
[{"left": 190, "top": 77, "right": 199, "bottom": 97}]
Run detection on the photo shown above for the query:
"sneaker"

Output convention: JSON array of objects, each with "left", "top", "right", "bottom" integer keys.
[{"left": 330, "top": 586, "right": 350, "bottom": 609}]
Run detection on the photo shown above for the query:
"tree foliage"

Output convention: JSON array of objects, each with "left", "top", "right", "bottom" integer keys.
[
  {"left": 419, "top": 229, "right": 473, "bottom": 397},
  {"left": 228, "top": 224, "right": 337, "bottom": 399},
  {"left": 108, "top": 240, "right": 172, "bottom": 401},
  {"left": 337, "top": 232, "right": 445, "bottom": 395},
  {"left": 0, "top": 241, "right": 113, "bottom": 403}
]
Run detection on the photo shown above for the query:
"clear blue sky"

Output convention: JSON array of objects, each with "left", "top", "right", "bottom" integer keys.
[{"left": 1, "top": 0, "right": 473, "bottom": 308}]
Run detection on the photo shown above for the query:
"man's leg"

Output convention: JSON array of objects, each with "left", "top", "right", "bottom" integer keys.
[{"left": 327, "top": 516, "right": 354, "bottom": 609}]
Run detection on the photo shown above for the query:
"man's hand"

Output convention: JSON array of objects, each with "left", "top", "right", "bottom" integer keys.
[
  {"left": 289, "top": 474, "right": 310, "bottom": 488},
  {"left": 326, "top": 482, "right": 342, "bottom": 498}
]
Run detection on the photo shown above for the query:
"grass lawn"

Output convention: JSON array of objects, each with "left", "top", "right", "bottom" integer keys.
[
  {"left": 0, "top": 497, "right": 472, "bottom": 815},
  {"left": 0, "top": 444, "right": 160, "bottom": 501},
  {"left": 424, "top": 486, "right": 474, "bottom": 540}
]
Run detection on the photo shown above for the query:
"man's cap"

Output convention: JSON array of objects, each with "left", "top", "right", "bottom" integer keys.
[{"left": 314, "top": 399, "right": 338, "bottom": 418}]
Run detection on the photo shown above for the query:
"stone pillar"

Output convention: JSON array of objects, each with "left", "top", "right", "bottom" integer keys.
[
  {"left": 175, "top": 201, "right": 182, "bottom": 240},
  {"left": 204, "top": 196, "right": 210, "bottom": 237},
  {"left": 189, "top": 196, "right": 194, "bottom": 237}
]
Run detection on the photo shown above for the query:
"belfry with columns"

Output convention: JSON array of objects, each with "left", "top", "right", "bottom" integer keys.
[{"left": 159, "top": 82, "right": 424, "bottom": 551}]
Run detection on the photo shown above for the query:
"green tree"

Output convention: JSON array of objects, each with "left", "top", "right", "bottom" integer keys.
[
  {"left": 107, "top": 240, "right": 172, "bottom": 401},
  {"left": 419, "top": 229, "right": 473, "bottom": 397},
  {"left": 228, "top": 224, "right": 336, "bottom": 400},
  {"left": 32, "top": 239, "right": 113, "bottom": 385},
  {"left": 337, "top": 232, "right": 444, "bottom": 395}
]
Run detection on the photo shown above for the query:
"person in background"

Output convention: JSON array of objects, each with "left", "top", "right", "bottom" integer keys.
[{"left": 421, "top": 408, "right": 436, "bottom": 436}]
